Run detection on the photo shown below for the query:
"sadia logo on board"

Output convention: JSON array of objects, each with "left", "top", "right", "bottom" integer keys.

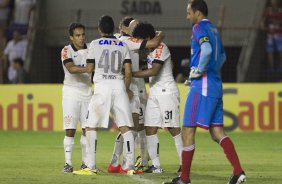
[
  {"left": 0, "top": 93, "right": 54, "bottom": 131},
  {"left": 223, "top": 88, "right": 282, "bottom": 131}
]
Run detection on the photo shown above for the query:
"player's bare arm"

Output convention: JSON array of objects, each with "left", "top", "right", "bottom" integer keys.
[
  {"left": 133, "top": 62, "right": 162, "bottom": 78},
  {"left": 64, "top": 61, "right": 87, "bottom": 74},
  {"left": 85, "top": 62, "right": 95, "bottom": 73},
  {"left": 123, "top": 61, "right": 133, "bottom": 100},
  {"left": 145, "top": 31, "right": 164, "bottom": 49}
]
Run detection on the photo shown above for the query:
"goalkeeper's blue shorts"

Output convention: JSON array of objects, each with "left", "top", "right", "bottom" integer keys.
[{"left": 183, "top": 88, "right": 223, "bottom": 130}]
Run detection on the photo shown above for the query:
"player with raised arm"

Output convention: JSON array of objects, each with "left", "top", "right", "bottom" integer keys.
[
  {"left": 108, "top": 17, "right": 164, "bottom": 173},
  {"left": 163, "top": 0, "right": 246, "bottom": 184},
  {"left": 72, "top": 15, "right": 136, "bottom": 176},
  {"left": 132, "top": 23, "right": 183, "bottom": 174},
  {"left": 61, "top": 23, "right": 92, "bottom": 173}
]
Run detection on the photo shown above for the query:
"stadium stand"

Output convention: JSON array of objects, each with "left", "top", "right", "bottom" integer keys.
[{"left": 7, "top": 0, "right": 282, "bottom": 83}]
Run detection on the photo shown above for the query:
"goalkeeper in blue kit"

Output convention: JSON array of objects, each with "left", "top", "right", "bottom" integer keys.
[{"left": 164, "top": 0, "right": 246, "bottom": 184}]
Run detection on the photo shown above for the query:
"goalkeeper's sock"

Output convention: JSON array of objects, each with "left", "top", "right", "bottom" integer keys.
[
  {"left": 173, "top": 133, "right": 183, "bottom": 165},
  {"left": 181, "top": 145, "right": 195, "bottom": 183},
  {"left": 86, "top": 130, "right": 97, "bottom": 170},
  {"left": 80, "top": 135, "right": 87, "bottom": 164},
  {"left": 64, "top": 136, "right": 74, "bottom": 166},
  {"left": 146, "top": 134, "right": 160, "bottom": 167},
  {"left": 110, "top": 132, "right": 123, "bottom": 167},
  {"left": 122, "top": 131, "right": 135, "bottom": 170},
  {"left": 219, "top": 136, "right": 243, "bottom": 175}
]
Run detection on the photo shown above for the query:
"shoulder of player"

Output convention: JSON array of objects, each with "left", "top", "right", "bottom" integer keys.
[
  {"left": 61, "top": 44, "right": 71, "bottom": 53},
  {"left": 126, "top": 37, "right": 143, "bottom": 43},
  {"left": 155, "top": 42, "right": 168, "bottom": 51},
  {"left": 192, "top": 23, "right": 204, "bottom": 33}
]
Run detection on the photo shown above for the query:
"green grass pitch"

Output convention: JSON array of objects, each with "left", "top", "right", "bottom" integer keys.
[{"left": 0, "top": 131, "right": 282, "bottom": 184}]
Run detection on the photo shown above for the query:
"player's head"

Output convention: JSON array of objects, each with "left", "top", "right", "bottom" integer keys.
[
  {"left": 98, "top": 15, "right": 115, "bottom": 35},
  {"left": 187, "top": 0, "right": 208, "bottom": 25},
  {"left": 132, "top": 22, "right": 156, "bottom": 40},
  {"left": 128, "top": 19, "right": 140, "bottom": 36},
  {"left": 119, "top": 17, "right": 134, "bottom": 35},
  {"left": 68, "top": 23, "right": 86, "bottom": 49}
]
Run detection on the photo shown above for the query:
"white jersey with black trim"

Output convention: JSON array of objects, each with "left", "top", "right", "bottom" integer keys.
[
  {"left": 147, "top": 42, "right": 179, "bottom": 95},
  {"left": 119, "top": 35, "right": 146, "bottom": 95},
  {"left": 61, "top": 44, "right": 92, "bottom": 101},
  {"left": 87, "top": 36, "right": 131, "bottom": 88}
]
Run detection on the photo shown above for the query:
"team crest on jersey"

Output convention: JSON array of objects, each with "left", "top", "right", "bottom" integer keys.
[{"left": 99, "top": 39, "right": 124, "bottom": 46}]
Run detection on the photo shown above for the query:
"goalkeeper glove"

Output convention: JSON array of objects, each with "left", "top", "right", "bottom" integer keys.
[{"left": 189, "top": 67, "right": 203, "bottom": 79}]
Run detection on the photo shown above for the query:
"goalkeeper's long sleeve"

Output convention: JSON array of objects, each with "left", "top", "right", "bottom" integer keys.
[{"left": 198, "top": 42, "right": 212, "bottom": 72}]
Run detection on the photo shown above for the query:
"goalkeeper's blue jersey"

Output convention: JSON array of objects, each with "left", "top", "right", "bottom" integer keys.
[{"left": 189, "top": 19, "right": 225, "bottom": 98}]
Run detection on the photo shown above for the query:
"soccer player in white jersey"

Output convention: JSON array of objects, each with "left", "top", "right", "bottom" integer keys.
[
  {"left": 60, "top": 23, "right": 92, "bottom": 173},
  {"left": 132, "top": 23, "right": 183, "bottom": 173},
  {"left": 108, "top": 17, "right": 164, "bottom": 173},
  {"left": 73, "top": 15, "right": 136, "bottom": 175}
]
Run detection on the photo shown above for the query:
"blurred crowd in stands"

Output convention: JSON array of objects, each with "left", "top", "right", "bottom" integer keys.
[
  {"left": 261, "top": 0, "right": 282, "bottom": 80},
  {"left": 0, "top": 0, "right": 35, "bottom": 84},
  {"left": 0, "top": 0, "right": 281, "bottom": 84}
]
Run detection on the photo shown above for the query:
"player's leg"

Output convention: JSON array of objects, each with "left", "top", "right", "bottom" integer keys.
[
  {"left": 136, "top": 87, "right": 149, "bottom": 169},
  {"left": 136, "top": 123, "right": 149, "bottom": 170},
  {"left": 165, "top": 89, "right": 201, "bottom": 183},
  {"left": 144, "top": 96, "right": 163, "bottom": 173},
  {"left": 112, "top": 89, "right": 136, "bottom": 174},
  {"left": 79, "top": 128, "right": 87, "bottom": 169},
  {"left": 108, "top": 132, "right": 123, "bottom": 173},
  {"left": 119, "top": 126, "right": 135, "bottom": 173},
  {"left": 168, "top": 127, "right": 182, "bottom": 172},
  {"left": 80, "top": 101, "right": 90, "bottom": 169},
  {"left": 62, "top": 98, "right": 80, "bottom": 173},
  {"left": 160, "top": 92, "right": 183, "bottom": 172},
  {"left": 145, "top": 126, "right": 163, "bottom": 173},
  {"left": 73, "top": 93, "right": 109, "bottom": 175},
  {"left": 209, "top": 99, "right": 246, "bottom": 184},
  {"left": 63, "top": 129, "right": 76, "bottom": 172}
]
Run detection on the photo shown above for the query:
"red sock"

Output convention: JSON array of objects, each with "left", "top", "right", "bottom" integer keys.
[
  {"left": 220, "top": 136, "right": 243, "bottom": 175},
  {"left": 181, "top": 145, "right": 195, "bottom": 183}
]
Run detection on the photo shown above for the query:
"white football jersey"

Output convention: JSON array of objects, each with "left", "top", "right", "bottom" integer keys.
[
  {"left": 147, "top": 42, "right": 179, "bottom": 95},
  {"left": 61, "top": 44, "right": 92, "bottom": 100},
  {"left": 87, "top": 36, "right": 131, "bottom": 88},
  {"left": 119, "top": 36, "right": 146, "bottom": 94}
]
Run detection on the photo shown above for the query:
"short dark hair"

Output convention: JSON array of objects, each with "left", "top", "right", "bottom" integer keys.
[
  {"left": 132, "top": 22, "right": 156, "bottom": 40},
  {"left": 120, "top": 17, "right": 134, "bottom": 27},
  {"left": 99, "top": 15, "right": 115, "bottom": 34},
  {"left": 14, "top": 58, "right": 24, "bottom": 67},
  {"left": 68, "top": 23, "right": 85, "bottom": 36},
  {"left": 190, "top": 0, "right": 208, "bottom": 16}
]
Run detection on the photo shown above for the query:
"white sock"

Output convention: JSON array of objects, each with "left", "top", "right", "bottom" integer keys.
[
  {"left": 86, "top": 130, "right": 97, "bottom": 170},
  {"left": 122, "top": 131, "right": 135, "bottom": 170},
  {"left": 138, "top": 129, "right": 148, "bottom": 166},
  {"left": 80, "top": 135, "right": 87, "bottom": 164},
  {"left": 64, "top": 136, "right": 74, "bottom": 166},
  {"left": 173, "top": 133, "right": 183, "bottom": 165},
  {"left": 132, "top": 130, "right": 138, "bottom": 140},
  {"left": 146, "top": 134, "right": 160, "bottom": 167},
  {"left": 111, "top": 133, "right": 123, "bottom": 167}
]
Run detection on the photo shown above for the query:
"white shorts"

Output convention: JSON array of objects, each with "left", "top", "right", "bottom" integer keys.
[
  {"left": 145, "top": 92, "right": 180, "bottom": 128},
  {"left": 138, "top": 87, "right": 147, "bottom": 124},
  {"left": 86, "top": 87, "right": 133, "bottom": 128},
  {"left": 130, "top": 94, "right": 140, "bottom": 114},
  {"left": 62, "top": 98, "right": 89, "bottom": 129}
]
